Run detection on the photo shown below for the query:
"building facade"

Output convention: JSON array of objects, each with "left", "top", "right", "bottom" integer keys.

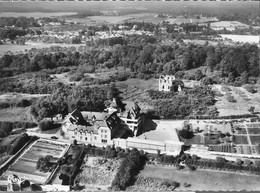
[
  {"left": 106, "top": 98, "right": 144, "bottom": 136},
  {"left": 159, "top": 75, "right": 175, "bottom": 92}
]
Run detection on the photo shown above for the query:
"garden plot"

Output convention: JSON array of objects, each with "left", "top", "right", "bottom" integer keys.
[
  {"left": 2, "top": 139, "right": 69, "bottom": 184},
  {"left": 76, "top": 156, "right": 122, "bottom": 191},
  {"left": 249, "top": 136, "right": 260, "bottom": 145},
  {"left": 234, "top": 135, "right": 249, "bottom": 145},
  {"left": 127, "top": 164, "right": 260, "bottom": 191}
]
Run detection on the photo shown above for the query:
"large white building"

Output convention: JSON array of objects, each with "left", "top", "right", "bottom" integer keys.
[{"left": 62, "top": 99, "right": 184, "bottom": 155}]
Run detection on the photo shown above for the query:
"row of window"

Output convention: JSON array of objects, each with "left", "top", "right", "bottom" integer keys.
[
  {"left": 72, "top": 136, "right": 97, "bottom": 141},
  {"left": 101, "top": 129, "right": 107, "bottom": 133},
  {"left": 72, "top": 136, "right": 107, "bottom": 144}
]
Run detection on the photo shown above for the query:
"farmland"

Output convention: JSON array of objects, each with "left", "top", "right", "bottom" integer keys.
[
  {"left": 1, "top": 139, "right": 69, "bottom": 184},
  {"left": 127, "top": 164, "right": 260, "bottom": 191},
  {"left": 234, "top": 135, "right": 249, "bottom": 145},
  {"left": 0, "top": 43, "right": 85, "bottom": 57},
  {"left": 0, "top": 12, "right": 77, "bottom": 18},
  {"left": 250, "top": 136, "right": 260, "bottom": 145},
  {"left": 76, "top": 156, "right": 122, "bottom": 191},
  {"left": 220, "top": 34, "right": 260, "bottom": 44}
]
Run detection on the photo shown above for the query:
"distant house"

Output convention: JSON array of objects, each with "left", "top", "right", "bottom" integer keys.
[
  {"left": 159, "top": 75, "right": 176, "bottom": 92},
  {"left": 15, "top": 38, "right": 25, "bottom": 45}
]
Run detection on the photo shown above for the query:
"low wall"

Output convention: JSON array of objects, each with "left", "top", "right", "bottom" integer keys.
[{"left": 113, "top": 137, "right": 183, "bottom": 155}]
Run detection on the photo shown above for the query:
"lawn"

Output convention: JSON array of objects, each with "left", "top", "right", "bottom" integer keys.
[
  {"left": 127, "top": 164, "right": 260, "bottom": 191},
  {"left": 0, "top": 43, "right": 84, "bottom": 57},
  {"left": 212, "top": 85, "right": 260, "bottom": 117},
  {"left": 116, "top": 78, "right": 158, "bottom": 112},
  {"left": 0, "top": 107, "right": 36, "bottom": 122}
]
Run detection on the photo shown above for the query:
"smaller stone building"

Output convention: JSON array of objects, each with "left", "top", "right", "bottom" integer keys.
[{"left": 159, "top": 75, "right": 175, "bottom": 92}]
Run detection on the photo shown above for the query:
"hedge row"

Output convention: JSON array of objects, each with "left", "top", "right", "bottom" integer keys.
[{"left": 111, "top": 148, "right": 146, "bottom": 190}]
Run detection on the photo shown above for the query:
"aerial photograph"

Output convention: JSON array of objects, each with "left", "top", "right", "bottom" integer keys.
[{"left": 0, "top": 0, "right": 259, "bottom": 191}]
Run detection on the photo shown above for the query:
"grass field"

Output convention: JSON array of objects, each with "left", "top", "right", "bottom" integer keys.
[
  {"left": 0, "top": 43, "right": 84, "bottom": 57},
  {"left": 116, "top": 78, "right": 158, "bottom": 112},
  {"left": 0, "top": 12, "right": 77, "bottom": 18},
  {"left": 127, "top": 164, "right": 260, "bottom": 191},
  {"left": 0, "top": 107, "right": 36, "bottom": 122},
  {"left": 212, "top": 85, "right": 260, "bottom": 117}
]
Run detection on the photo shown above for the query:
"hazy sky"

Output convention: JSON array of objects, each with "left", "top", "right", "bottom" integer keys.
[{"left": 0, "top": 1, "right": 258, "bottom": 16}]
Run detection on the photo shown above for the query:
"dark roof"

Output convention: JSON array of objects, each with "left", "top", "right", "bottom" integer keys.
[{"left": 81, "top": 111, "right": 109, "bottom": 121}]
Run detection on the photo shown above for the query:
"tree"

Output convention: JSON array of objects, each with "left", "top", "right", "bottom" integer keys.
[
  {"left": 195, "top": 69, "right": 204, "bottom": 81},
  {"left": 248, "top": 106, "right": 255, "bottom": 113},
  {"left": 170, "top": 79, "right": 184, "bottom": 92},
  {"left": 240, "top": 71, "right": 249, "bottom": 84},
  {"left": 38, "top": 119, "right": 54, "bottom": 131},
  {"left": 178, "top": 128, "right": 194, "bottom": 139}
]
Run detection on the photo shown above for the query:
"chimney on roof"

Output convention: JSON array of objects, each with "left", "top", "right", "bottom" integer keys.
[
  {"left": 92, "top": 115, "right": 96, "bottom": 125},
  {"left": 112, "top": 98, "right": 116, "bottom": 103}
]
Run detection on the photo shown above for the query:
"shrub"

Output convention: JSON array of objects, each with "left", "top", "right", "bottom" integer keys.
[
  {"left": 16, "top": 99, "right": 31, "bottom": 107},
  {"left": 36, "top": 155, "right": 56, "bottom": 172},
  {"left": 243, "top": 84, "right": 257, "bottom": 93},
  {"left": 226, "top": 95, "right": 236, "bottom": 103},
  {"left": 9, "top": 133, "right": 30, "bottom": 155},
  {"left": 38, "top": 119, "right": 54, "bottom": 131}
]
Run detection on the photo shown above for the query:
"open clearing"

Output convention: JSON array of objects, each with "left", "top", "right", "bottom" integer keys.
[
  {"left": 0, "top": 107, "right": 36, "bottom": 122},
  {"left": 220, "top": 34, "right": 259, "bottom": 44},
  {"left": 0, "top": 93, "right": 49, "bottom": 102},
  {"left": 0, "top": 43, "right": 85, "bottom": 57},
  {"left": 0, "top": 12, "right": 77, "bottom": 18},
  {"left": 68, "top": 13, "right": 162, "bottom": 25},
  {"left": 116, "top": 78, "right": 158, "bottom": 112},
  {"left": 212, "top": 85, "right": 260, "bottom": 116},
  {"left": 127, "top": 164, "right": 260, "bottom": 191},
  {"left": 2, "top": 139, "right": 69, "bottom": 184},
  {"left": 76, "top": 156, "right": 122, "bottom": 191}
]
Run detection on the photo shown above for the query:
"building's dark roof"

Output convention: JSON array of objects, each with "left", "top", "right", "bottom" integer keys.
[
  {"left": 119, "top": 101, "right": 140, "bottom": 118},
  {"left": 81, "top": 111, "right": 109, "bottom": 121}
]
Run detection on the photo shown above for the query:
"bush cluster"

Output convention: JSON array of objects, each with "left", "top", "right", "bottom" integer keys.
[
  {"left": 0, "top": 121, "right": 37, "bottom": 138},
  {"left": 111, "top": 148, "right": 146, "bottom": 190}
]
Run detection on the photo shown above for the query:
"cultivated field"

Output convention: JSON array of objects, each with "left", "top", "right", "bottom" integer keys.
[
  {"left": 234, "top": 135, "right": 249, "bottom": 145},
  {"left": 2, "top": 139, "right": 69, "bottom": 184},
  {"left": 220, "top": 34, "right": 259, "bottom": 44},
  {"left": 76, "top": 156, "right": 122, "bottom": 191},
  {"left": 127, "top": 164, "right": 260, "bottom": 191},
  {"left": 0, "top": 12, "right": 77, "bottom": 18}
]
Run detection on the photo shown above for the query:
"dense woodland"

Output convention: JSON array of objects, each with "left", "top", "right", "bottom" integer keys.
[
  {"left": 0, "top": 37, "right": 259, "bottom": 84},
  {"left": 0, "top": 32, "right": 259, "bottom": 120}
]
